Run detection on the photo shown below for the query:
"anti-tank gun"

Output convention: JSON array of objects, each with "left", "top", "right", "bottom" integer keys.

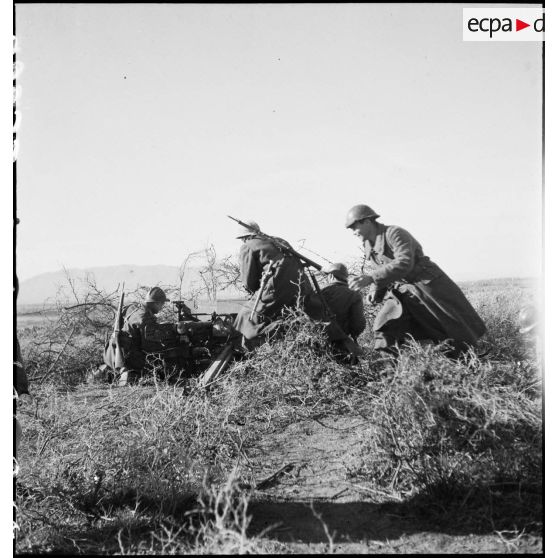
[
  {"left": 144, "top": 301, "right": 237, "bottom": 377},
  {"left": 175, "top": 306, "right": 237, "bottom": 369}
]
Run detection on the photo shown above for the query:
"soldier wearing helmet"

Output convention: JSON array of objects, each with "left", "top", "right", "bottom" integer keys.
[
  {"left": 115, "top": 286, "right": 175, "bottom": 386},
  {"left": 345, "top": 204, "right": 486, "bottom": 357},
  {"left": 321, "top": 263, "right": 366, "bottom": 343},
  {"left": 236, "top": 220, "right": 261, "bottom": 239},
  {"left": 233, "top": 219, "right": 313, "bottom": 350}
]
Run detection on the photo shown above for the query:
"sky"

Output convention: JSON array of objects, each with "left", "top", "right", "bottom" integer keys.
[{"left": 14, "top": 3, "right": 543, "bottom": 282}]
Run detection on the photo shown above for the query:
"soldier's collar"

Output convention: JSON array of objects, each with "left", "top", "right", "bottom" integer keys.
[
  {"left": 373, "top": 223, "right": 386, "bottom": 253},
  {"left": 363, "top": 222, "right": 386, "bottom": 258}
]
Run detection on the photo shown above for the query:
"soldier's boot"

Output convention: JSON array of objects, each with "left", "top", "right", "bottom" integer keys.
[
  {"left": 87, "top": 364, "right": 110, "bottom": 384},
  {"left": 117, "top": 368, "right": 130, "bottom": 387}
]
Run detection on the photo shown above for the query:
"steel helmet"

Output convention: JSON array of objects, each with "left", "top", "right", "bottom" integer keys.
[
  {"left": 145, "top": 286, "right": 169, "bottom": 303},
  {"left": 345, "top": 204, "right": 380, "bottom": 228},
  {"left": 236, "top": 220, "right": 261, "bottom": 238},
  {"left": 322, "top": 262, "right": 349, "bottom": 282}
]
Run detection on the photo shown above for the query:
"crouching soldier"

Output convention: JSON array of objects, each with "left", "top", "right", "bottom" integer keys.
[
  {"left": 232, "top": 220, "right": 314, "bottom": 351},
  {"left": 321, "top": 263, "right": 367, "bottom": 342},
  {"left": 315, "top": 263, "right": 366, "bottom": 362},
  {"left": 104, "top": 286, "right": 172, "bottom": 386},
  {"left": 15, "top": 338, "right": 30, "bottom": 457},
  {"left": 345, "top": 204, "right": 486, "bottom": 358}
]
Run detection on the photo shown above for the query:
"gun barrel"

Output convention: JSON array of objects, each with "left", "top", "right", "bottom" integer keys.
[
  {"left": 114, "top": 282, "right": 126, "bottom": 333},
  {"left": 291, "top": 250, "right": 322, "bottom": 271},
  {"left": 112, "top": 282, "right": 126, "bottom": 370},
  {"left": 228, "top": 215, "right": 322, "bottom": 271}
]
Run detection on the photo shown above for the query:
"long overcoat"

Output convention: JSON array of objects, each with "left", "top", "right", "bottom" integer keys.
[
  {"left": 321, "top": 281, "right": 367, "bottom": 340},
  {"left": 15, "top": 338, "right": 29, "bottom": 396},
  {"left": 365, "top": 223, "right": 486, "bottom": 348},
  {"left": 103, "top": 303, "right": 163, "bottom": 371},
  {"left": 234, "top": 235, "right": 312, "bottom": 341}
]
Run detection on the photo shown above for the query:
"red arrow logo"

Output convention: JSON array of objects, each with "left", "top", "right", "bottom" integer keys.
[{"left": 516, "top": 19, "right": 530, "bottom": 31}]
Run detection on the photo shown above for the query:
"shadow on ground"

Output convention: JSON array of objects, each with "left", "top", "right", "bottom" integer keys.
[
  {"left": 247, "top": 483, "right": 542, "bottom": 544},
  {"left": 16, "top": 480, "right": 541, "bottom": 554}
]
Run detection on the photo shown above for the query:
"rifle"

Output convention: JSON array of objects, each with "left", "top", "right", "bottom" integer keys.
[
  {"left": 228, "top": 215, "right": 323, "bottom": 271},
  {"left": 296, "top": 239, "right": 335, "bottom": 266},
  {"left": 198, "top": 342, "right": 234, "bottom": 389},
  {"left": 112, "top": 282, "right": 126, "bottom": 369},
  {"left": 306, "top": 269, "right": 362, "bottom": 364},
  {"left": 250, "top": 260, "right": 276, "bottom": 322},
  {"left": 229, "top": 215, "right": 360, "bottom": 362}
]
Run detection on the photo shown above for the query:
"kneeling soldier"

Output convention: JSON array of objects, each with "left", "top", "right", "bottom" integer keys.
[
  {"left": 233, "top": 220, "right": 314, "bottom": 350},
  {"left": 117, "top": 286, "right": 170, "bottom": 386},
  {"left": 321, "top": 263, "right": 367, "bottom": 343}
]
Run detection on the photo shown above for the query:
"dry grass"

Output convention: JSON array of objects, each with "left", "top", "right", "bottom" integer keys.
[{"left": 15, "top": 279, "right": 542, "bottom": 553}]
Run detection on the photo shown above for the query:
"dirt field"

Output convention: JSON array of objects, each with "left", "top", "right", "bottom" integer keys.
[{"left": 14, "top": 278, "right": 542, "bottom": 554}]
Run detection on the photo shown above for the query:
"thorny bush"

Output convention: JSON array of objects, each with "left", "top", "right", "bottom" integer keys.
[
  {"left": 15, "top": 277, "right": 542, "bottom": 551},
  {"left": 343, "top": 282, "right": 542, "bottom": 534}
]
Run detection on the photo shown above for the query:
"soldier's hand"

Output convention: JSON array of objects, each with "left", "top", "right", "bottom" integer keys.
[
  {"left": 349, "top": 274, "right": 374, "bottom": 290},
  {"left": 366, "top": 284, "right": 386, "bottom": 304}
]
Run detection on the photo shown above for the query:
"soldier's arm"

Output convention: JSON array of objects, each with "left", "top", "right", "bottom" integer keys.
[
  {"left": 139, "top": 308, "right": 158, "bottom": 328},
  {"left": 119, "top": 307, "right": 146, "bottom": 370},
  {"left": 369, "top": 227, "right": 416, "bottom": 288},
  {"left": 239, "top": 243, "right": 262, "bottom": 293},
  {"left": 15, "top": 338, "right": 30, "bottom": 396}
]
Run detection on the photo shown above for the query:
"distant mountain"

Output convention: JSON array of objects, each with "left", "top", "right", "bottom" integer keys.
[
  {"left": 18, "top": 264, "right": 536, "bottom": 306},
  {"left": 17, "top": 264, "right": 239, "bottom": 305}
]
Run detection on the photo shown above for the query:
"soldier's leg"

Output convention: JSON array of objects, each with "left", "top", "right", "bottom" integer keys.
[
  {"left": 242, "top": 335, "right": 265, "bottom": 351},
  {"left": 372, "top": 295, "right": 410, "bottom": 353},
  {"left": 228, "top": 325, "right": 245, "bottom": 351},
  {"left": 117, "top": 349, "right": 145, "bottom": 387},
  {"left": 15, "top": 416, "right": 22, "bottom": 456},
  {"left": 444, "top": 339, "right": 472, "bottom": 360},
  {"left": 401, "top": 309, "right": 467, "bottom": 358},
  {"left": 233, "top": 309, "right": 267, "bottom": 349},
  {"left": 117, "top": 368, "right": 131, "bottom": 387}
]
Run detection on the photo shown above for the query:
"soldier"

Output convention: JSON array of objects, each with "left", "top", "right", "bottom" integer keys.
[
  {"left": 14, "top": 272, "right": 30, "bottom": 456},
  {"left": 321, "top": 263, "right": 367, "bottom": 341},
  {"left": 116, "top": 286, "right": 172, "bottom": 386},
  {"left": 345, "top": 204, "right": 486, "bottom": 357},
  {"left": 233, "top": 221, "right": 314, "bottom": 350},
  {"left": 15, "top": 338, "right": 30, "bottom": 456}
]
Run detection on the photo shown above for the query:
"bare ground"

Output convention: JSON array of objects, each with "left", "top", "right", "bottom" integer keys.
[
  {"left": 241, "top": 415, "right": 542, "bottom": 553},
  {"left": 16, "top": 382, "right": 542, "bottom": 555}
]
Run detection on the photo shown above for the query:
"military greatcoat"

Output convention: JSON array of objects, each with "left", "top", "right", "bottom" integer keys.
[
  {"left": 15, "top": 338, "right": 29, "bottom": 396},
  {"left": 364, "top": 223, "right": 486, "bottom": 352},
  {"left": 233, "top": 235, "right": 312, "bottom": 342},
  {"left": 321, "top": 281, "right": 367, "bottom": 340},
  {"left": 119, "top": 303, "right": 165, "bottom": 371}
]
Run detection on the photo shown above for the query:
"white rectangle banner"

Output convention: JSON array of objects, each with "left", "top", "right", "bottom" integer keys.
[{"left": 463, "top": 8, "right": 544, "bottom": 41}]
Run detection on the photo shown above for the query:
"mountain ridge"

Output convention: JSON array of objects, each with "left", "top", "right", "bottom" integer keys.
[{"left": 17, "top": 264, "right": 231, "bottom": 305}]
